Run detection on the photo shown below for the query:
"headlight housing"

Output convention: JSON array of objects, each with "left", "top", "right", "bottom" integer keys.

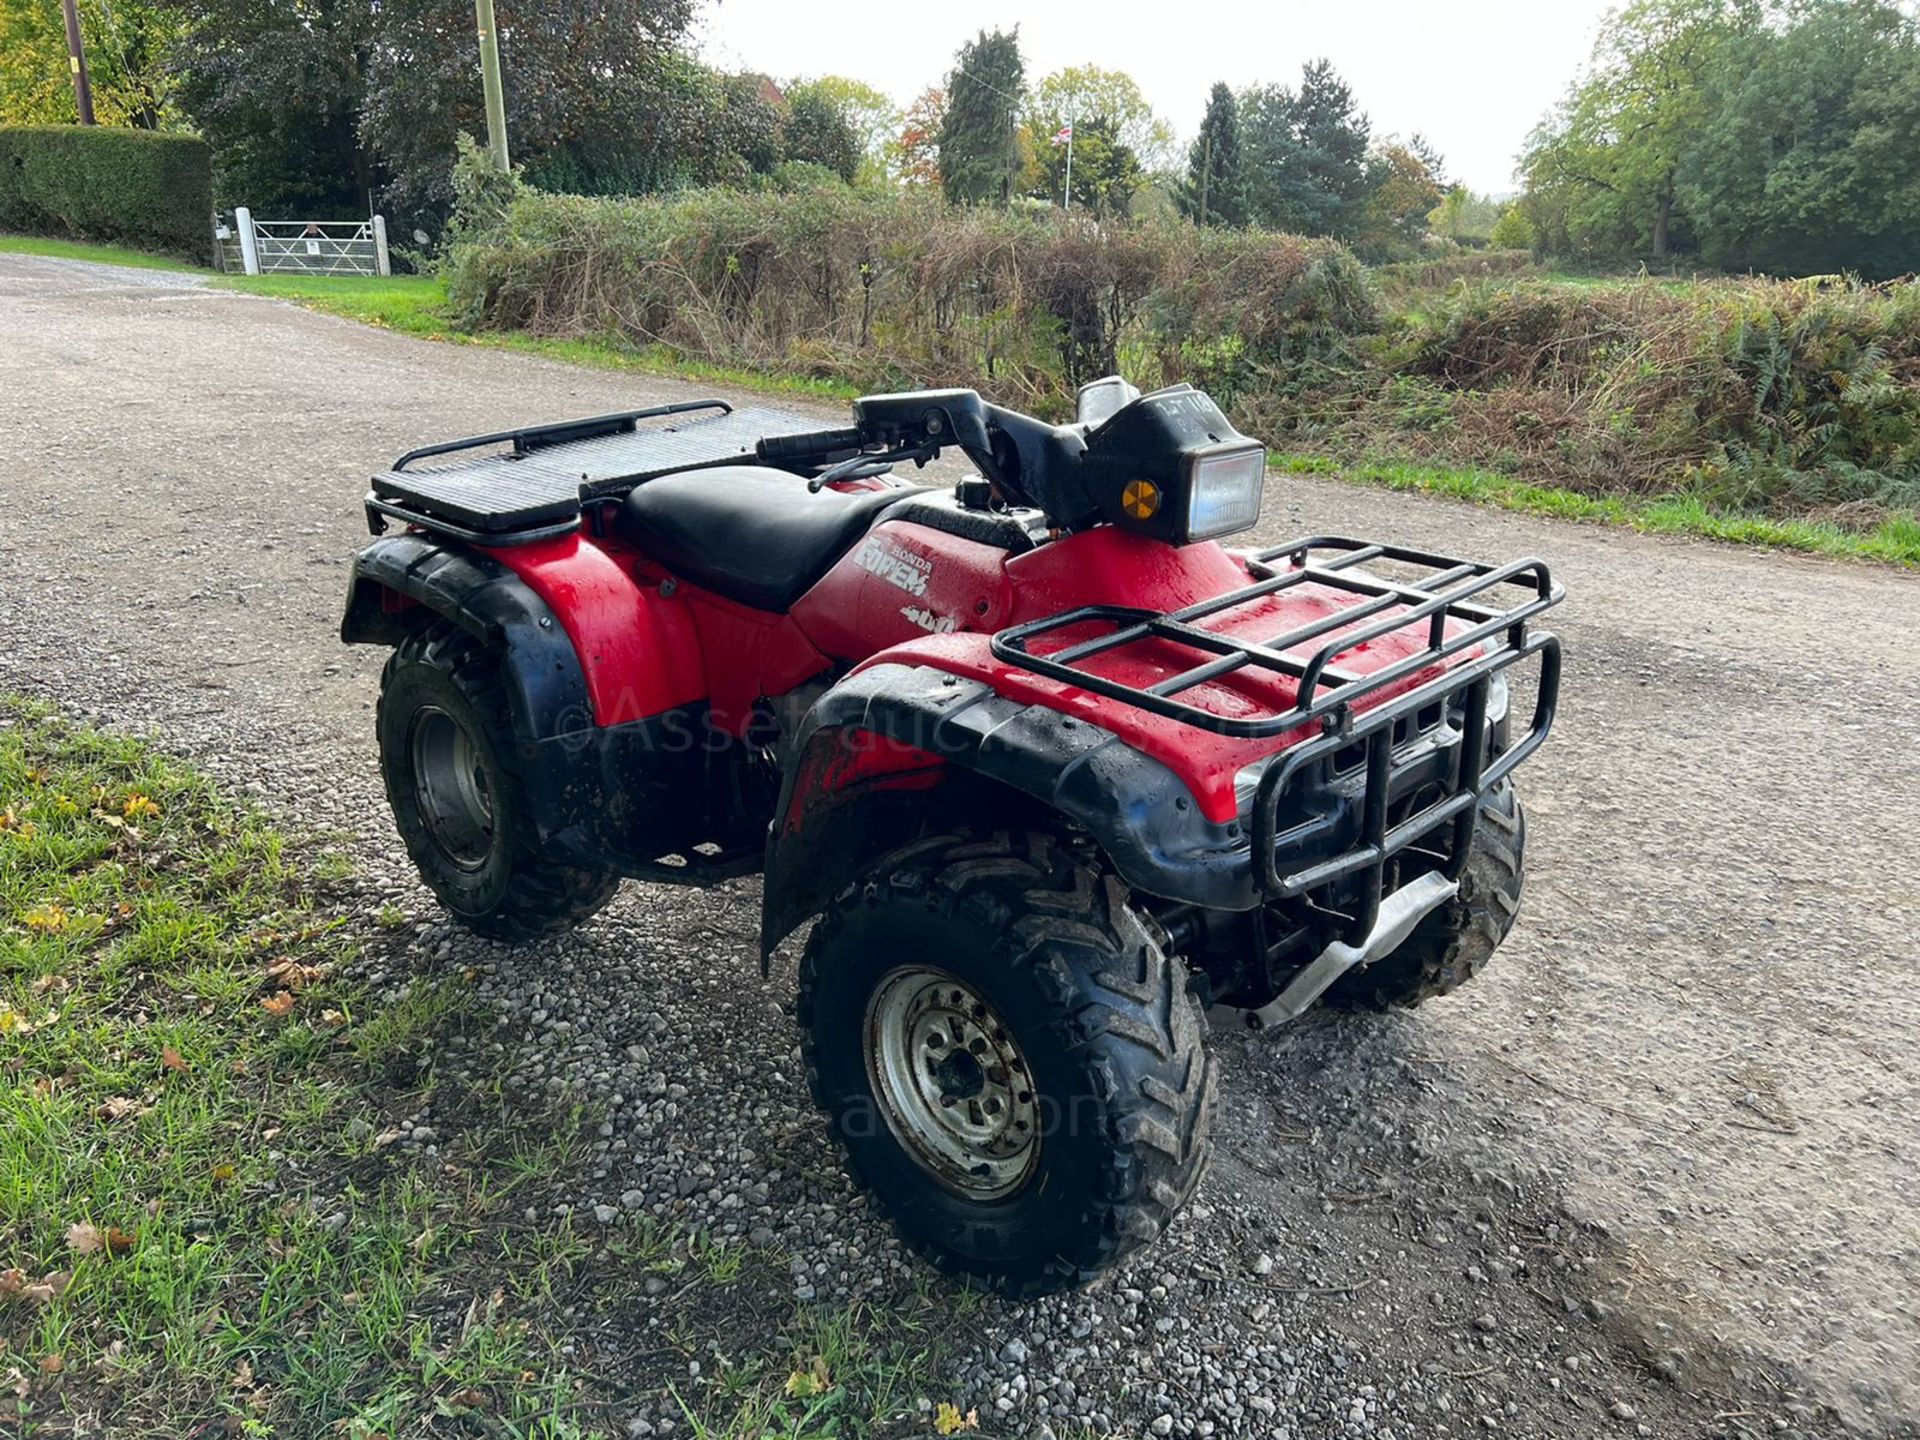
[
  {"left": 1185, "top": 443, "right": 1267, "bottom": 542},
  {"left": 1074, "top": 384, "right": 1268, "bottom": 545}
]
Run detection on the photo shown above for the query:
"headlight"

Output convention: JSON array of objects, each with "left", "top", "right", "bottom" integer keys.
[
  {"left": 1075, "top": 384, "right": 1270, "bottom": 545},
  {"left": 1185, "top": 443, "right": 1267, "bottom": 543},
  {"left": 1486, "top": 672, "right": 1510, "bottom": 726}
]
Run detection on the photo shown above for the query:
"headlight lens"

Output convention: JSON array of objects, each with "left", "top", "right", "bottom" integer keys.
[
  {"left": 1486, "top": 672, "right": 1510, "bottom": 726},
  {"left": 1184, "top": 444, "right": 1266, "bottom": 542}
]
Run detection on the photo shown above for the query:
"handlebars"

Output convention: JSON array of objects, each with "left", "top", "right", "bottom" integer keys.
[{"left": 755, "top": 427, "right": 865, "bottom": 466}]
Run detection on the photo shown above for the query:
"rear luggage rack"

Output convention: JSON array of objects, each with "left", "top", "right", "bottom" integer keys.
[
  {"left": 364, "top": 400, "right": 828, "bottom": 544},
  {"left": 992, "top": 537, "right": 1564, "bottom": 929}
]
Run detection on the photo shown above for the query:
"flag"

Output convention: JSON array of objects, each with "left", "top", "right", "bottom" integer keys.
[{"left": 1051, "top": 123, "right": 1073, "bottom": 147}]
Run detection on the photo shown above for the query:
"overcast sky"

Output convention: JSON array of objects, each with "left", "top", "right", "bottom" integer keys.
[{"left": 696, "top": 0, "right": 1617, "bottom": 195}]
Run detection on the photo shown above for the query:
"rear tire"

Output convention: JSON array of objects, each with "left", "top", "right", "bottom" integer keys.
[
  {"left": 377, "top": 622, "right": 619, "bottom": 942},
  {"left": 798, "top": 833, "right": 1215, "bottom": 1297},
  {"left": 1324, "top": 779, "right": 1526, "bottom": 1011}
]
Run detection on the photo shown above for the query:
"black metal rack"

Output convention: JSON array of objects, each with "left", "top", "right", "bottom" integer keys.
[
  {"left": 991, "top": 536, "right": 1564, "bottom": 930},
  {"left": 363, "top": 399, "right": 828, "bottom": 544}
]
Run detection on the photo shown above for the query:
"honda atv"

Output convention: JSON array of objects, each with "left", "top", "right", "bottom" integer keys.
[{"left": 341, "top": 379, "right": 1563, "bottom": 1295}]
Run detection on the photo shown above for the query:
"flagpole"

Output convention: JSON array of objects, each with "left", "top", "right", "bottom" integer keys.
[{"left": 1063, "top": 101, "right": 1075, "bottom": 211}]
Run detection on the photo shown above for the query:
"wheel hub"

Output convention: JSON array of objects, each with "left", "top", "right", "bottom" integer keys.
[
  {"left": 863, "top": 966, "right": 1040, "bottom": 1201},
  {"left": 408, "top": 705, "right": 495, "bottom": 869}
]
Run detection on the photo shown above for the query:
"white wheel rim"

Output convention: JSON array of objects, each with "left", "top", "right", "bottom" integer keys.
[{"left": 863, "top": 965, "right": 1041, "bottom": 1201}]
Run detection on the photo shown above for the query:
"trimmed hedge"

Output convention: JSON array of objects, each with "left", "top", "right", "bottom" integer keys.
[{"left": 0, "top": 126, "right": 211, "bottom": 260}]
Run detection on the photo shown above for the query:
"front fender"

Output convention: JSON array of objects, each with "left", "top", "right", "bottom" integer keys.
[{"left": 760, "top": 663, "right": 1262, "bottom": 963}]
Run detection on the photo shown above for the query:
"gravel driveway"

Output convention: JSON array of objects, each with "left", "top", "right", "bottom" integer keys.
[{"left": 3, "top": 253, "right": 1916, "bottom": 1440}]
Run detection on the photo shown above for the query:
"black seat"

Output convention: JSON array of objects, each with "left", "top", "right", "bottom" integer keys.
[{"left": 615, "top": 466, "right": 924, "bottom": 612}]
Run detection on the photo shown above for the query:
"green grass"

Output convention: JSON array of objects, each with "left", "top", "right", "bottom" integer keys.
[
  {"left": 0, "top": 234, "right": 207, "bottom": 273},
  {"left": 1274, "top": 454, "right": 1920, "bottom": 567},
  {"left": 0, "top": 700, "right": 969, "bottom": 1438}
]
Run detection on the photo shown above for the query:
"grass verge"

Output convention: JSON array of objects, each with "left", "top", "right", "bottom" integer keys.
[
  {"left": 215, "top": 272, "right": 860, "bottom": 407},
  {"left": 0, "top": 700, "right": 972, "bottom": 1438},
  {"left": 0, "top": 235, "right": 206, "bottom": 274},
  {"left": 1274, "top": 455, "right": 1920, "bottom": 567}
]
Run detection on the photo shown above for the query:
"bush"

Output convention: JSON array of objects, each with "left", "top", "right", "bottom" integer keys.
[
  {"left": 1386, "top": 276, "right": 1920, "bottom": 509},
  {"left": 0, "top": 126, "right": 211, "bottom": 259},
  {"left": 442, "top": 169, "right": 1377, "bottom": 421}
]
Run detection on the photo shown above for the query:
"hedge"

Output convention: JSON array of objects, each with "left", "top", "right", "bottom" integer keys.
[
  {"left": 441, "top": 167, "right": 1378, "bottom": 422},
  {"left": 0, "top": 126, "right": 211, "bottom": 260}
]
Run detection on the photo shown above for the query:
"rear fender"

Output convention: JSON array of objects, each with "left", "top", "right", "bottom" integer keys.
[
  {"left": 341, "top": 534, "right": 594, "bottom": 748},
  {"left": 760, "top": 663, "right": 1260, "bottom": 966}
]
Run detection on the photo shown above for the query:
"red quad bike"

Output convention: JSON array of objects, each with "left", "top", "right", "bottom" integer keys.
[{"left": 342, "top": 380, "right": 1563, "bottom": 1295}]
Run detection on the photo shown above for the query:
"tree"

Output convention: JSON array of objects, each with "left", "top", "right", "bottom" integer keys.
[
  {"left": 1488, "top": 203, "right": 1537, "bottom": 251},
  {"left": 1520, "top": 0, "right": 1754, "bottom": 259},
  {"left": 1361, "top": 135, "right": 1446, "bottom": 247},
  {"left": 356, "top": 0, "right": 701, "bottom": 227},
  {"left": 1179, "top": 82, "right": 1245, "bottom": 226},
  {"left": 0, "top": 0, "right": 184, "bottom": 128},
  {"left": 791, "top": 75, "right": 899, "bottom": 185},
  {"left": 1282, "top": 58, "right": 1374, "bottom": 237},
  {"left": 1242, "top": 59, "right": 1372, "bottom": 238},
  {"left": 938, "top": 27, "right": 1024, "bottom": 204},
  {"left": 1676, "top": 0, "right": 1920, "bottom": 278},
  {"left": 895, "top": 86, "right": 944, "bottom": 188},
  {"left": 783, "top": 83, "right": 862, "bottom": 183},
  {"left": 1028, "top": 113, "right": 1142, "bottom": 214},
  {"left": 1024, "top": 65, "right": 1175, "bottom": 175},
  {"left": 172, "top": 0, "right": 374, "bottom": 213}
]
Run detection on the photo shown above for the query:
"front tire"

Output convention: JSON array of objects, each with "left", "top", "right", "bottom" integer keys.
[
  {"left": 1325, "top": 779, "right": 1526, "bottom": 1011},
  {"left": 377, "top": 622, "right": 620, "bottom": 942},
  {"left": 798, "top": 833, "right": 1215, "bottom": 1297}
]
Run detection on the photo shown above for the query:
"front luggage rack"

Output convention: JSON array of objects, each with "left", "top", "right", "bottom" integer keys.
[
  {"left": 991, "top": 536, "right": 1565, "bottom": 930},
  {"left": 990, "top": 536, "right": 1562, "bottom": 740}
]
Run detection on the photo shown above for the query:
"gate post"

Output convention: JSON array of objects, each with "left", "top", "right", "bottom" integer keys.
[
  {"left": 234, "top": 207, "right": 261, "bottom": 276},
  {"left": 372, "top": 215, "right": 391, "bottom": 277}
]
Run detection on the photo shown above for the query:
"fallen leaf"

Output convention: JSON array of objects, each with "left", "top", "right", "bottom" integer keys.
[
  {"left": 319, "top": 1008, "right": 346, "bottom": 1027},
  {"left": 212, "top": 1163, "right": 236, "bottom": 1183},
  {"left": 160, "top": 1046, "right": 187, "bottom": 1074},
  {"left": 264, "top": 958, "right": 324, "bottom": 991},
  {"left": 66, "top": 1223, "right": 104, "bottom": 1256},
  {"left": 449, "top": 1388, "right": 488, "bottom": 1409},
  {"left": 38, "top": 1354, "right": 62, "bottom": 1375},
  {"left": 932, "top": 1401, "right": 970, "bottom": 1436},
  {"left": 0, "top": 1270, "right": 23, "bottom": 1299},
  {"left": 231, "top": 1357, "right": 254, "bottom": 1391},
  {"left": 122, "top": 794, "right": 160, "bottom": 820},
  {"left": 32, "top": 1273, "right": 70, "bottom": 1303},
  {"left": 20, "top": 905, "right": 67, "bottom": 935},
  {"left": 106, "top": 1227, "right": 137, "bottom": 1256},
  {"left": 785, "top": 1355, "right": 832, "bottom": 1399},
  {"left": 230, "top": 1059, "right": 249, "bottom": 1076},
  {"left": 97, "top": 1096, "right": 147, "bottom": 1123},
  {"left": 260, "top": 991, "right": 295, "bottom": 1018},
  {"left": 0, "top": 1008, "right": 29, "bottom": 1037}
]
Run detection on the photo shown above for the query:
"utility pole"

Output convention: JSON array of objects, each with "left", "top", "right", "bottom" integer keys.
[
  {"left": 60, "top": 0, "right": 95, "bottom": 126},
  {"left": 1198, "top": 133, "right": 1211, "bottom": 227},
  {"left": 473, "top": 0, "right": 510, "bottom": 171}
]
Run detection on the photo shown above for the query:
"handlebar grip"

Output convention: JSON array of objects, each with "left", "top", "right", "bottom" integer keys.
[{"left": 756, "top": 427, "right": 865, "bottom": 463}]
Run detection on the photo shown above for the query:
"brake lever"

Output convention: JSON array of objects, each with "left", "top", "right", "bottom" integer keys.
[{"left": 807, "top": 444, "right": 937, "bottom": 492}]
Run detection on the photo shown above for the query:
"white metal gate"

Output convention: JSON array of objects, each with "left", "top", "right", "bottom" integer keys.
[{"left": 220, "top": 208, "right": 391, "bottom": 277}]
